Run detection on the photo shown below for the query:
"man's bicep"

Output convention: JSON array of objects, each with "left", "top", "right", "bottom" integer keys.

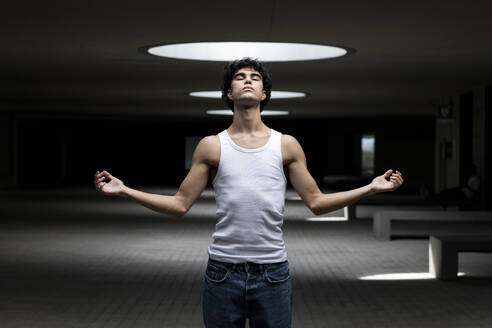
[
  {"left": 288, "top": 160, "right": 321, "bottom": 205},
  {"left": 286, "top": 137, "right": 322, "bottom": 208},
  {"left": 175, "top": 137, "right": 214, "bottom": 212},
  {"left": 176, "top": 162, "right": 209, "bottom": 210}
]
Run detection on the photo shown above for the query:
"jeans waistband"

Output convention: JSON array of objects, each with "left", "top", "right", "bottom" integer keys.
[{"left": 208, "top": 258, "right": 287, "bottom": 273}]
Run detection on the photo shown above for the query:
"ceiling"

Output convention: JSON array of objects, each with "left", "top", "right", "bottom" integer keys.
[{"left": 2, "top": 0, "right": 492, "bottom": 118}]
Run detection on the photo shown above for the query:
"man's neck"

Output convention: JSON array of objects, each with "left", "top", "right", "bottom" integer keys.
[{"left": 229, "top": 105, "right": 268, "bottom": 134}]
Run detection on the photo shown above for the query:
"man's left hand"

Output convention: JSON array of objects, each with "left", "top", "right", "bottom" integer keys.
[{"left": 370, "top": 169, "right": 404, "bottom": 193}]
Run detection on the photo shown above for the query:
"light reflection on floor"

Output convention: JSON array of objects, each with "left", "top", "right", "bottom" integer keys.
[{"left": 359, "top": 272, "right": 466, "bottom": 280}]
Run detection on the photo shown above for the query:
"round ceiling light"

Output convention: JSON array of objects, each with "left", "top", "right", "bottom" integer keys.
[
  {"left": 189, "top": 91, "right": 307, "bottom": 99},
  {"left": 206, "top": 110, "right": 289, "bottom": 116},
  {"left": 146, "top": 42, "right": 350, "bottom": 62}
]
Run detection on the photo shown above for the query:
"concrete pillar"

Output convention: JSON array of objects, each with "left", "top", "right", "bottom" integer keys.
[
  {"left": 429, "top": 236, "right": 459, "bottom": 281},
  {"left": 473, "top": 87, "right": 486, "bottom": 204},
  {"left": 434, "top": 87, "right": 487, "bottom": 202},
  {"left": 434, "top": 96, "right": 460, "bottom": 192}
]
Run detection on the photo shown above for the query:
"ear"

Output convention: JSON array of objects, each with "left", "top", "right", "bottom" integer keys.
[
  {"left": 227, "top": 89, "right": 233, "bottom": 100},
  {"left": 261, "top": 90, "right": 266, "bottom": 101}
]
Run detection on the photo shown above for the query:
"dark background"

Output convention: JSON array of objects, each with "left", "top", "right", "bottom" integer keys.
[
  {"left": 1, "top": 0, "right": 491, "bottom": 207},
  {"left": 14, "top": 114, "right": 433, "bottom": 193}
]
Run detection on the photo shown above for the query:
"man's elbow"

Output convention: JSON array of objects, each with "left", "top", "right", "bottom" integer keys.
[
  {"left": 169, "top": 197, "right": 189, "bottom": 218},
  {"left": 175, "top": 204, "right": 189, "bottom": 218},
  {"left": 309, "top": 199, "right": 324, "bottom": 216},
  {"left": 310, "top": 206, "right": 324, "bottom": 216}
]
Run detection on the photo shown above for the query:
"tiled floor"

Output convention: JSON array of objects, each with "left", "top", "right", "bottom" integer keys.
[{"left": 1, "top": 188, "right": 492, "bottom": 327}]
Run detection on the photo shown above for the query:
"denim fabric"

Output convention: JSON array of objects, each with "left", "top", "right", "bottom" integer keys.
[{"left": 203, "top": 258, "right": 292, "bottom": 328}]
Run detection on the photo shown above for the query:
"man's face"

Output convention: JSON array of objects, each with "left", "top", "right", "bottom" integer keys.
[{"left": 227, "top": 67, "right": 266, "bottom": 108}]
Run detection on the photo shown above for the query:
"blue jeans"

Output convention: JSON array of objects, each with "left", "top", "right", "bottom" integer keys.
[{"left": 203, "top": 258, "right": 292, "bottom": 328}]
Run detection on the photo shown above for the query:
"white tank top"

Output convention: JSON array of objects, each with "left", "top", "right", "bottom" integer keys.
[{"left": 208, "top": 128, "right": 288, "bottom": 264}]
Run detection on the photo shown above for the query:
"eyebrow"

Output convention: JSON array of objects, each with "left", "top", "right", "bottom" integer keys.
[{"left": 233, "top": 71, "right": 262, "bottom": 79}]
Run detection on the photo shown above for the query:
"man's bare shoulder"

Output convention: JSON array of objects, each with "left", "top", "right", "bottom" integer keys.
[
  {"left": 194, "top": 135, "right": 220, "bottom": 166},
  {"left": 199, "top": 135, "right": 220, "bottom": 147},
  {"left": 281, "top": 134, "right": 304, "bottom": 164},
  {"left": 281, "top": 134, "right": 303, "bottom": 152}
]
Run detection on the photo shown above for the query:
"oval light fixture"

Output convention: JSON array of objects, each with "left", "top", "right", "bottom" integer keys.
[
  {"left": 189, "top": 91, "right": 307, "bottom": 99},
  {"left": 146, "top": 42, "right": 351, "bottom": 62},
  {"left": 206, "top": 110, "right": 289, "bottom": 116}
]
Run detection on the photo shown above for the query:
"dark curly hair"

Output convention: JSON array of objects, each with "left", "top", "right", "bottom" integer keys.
[{"left": 221, "top": 57, "right": 272, "bottom": 112}]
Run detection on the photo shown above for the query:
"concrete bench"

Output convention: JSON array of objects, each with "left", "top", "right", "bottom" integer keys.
[
  {"left": 429, "top": 235, "right": 492, "bottom": 280},
  {"left": 373, "top": 210, "right": 492, "bottom": 240},
  {"left": 348, "top": 204, "right": 460, "bottom": 220},
  {"left": 346, "top": 198, "right": 469, "bottom": 219}
]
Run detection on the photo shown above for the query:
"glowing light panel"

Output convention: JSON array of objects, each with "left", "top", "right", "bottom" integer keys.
[
  {"left": 206, "top": 110, "right": 289, "bottom": 116},
  {"left": 148, "top": 42, "right": 348, "bottom": 62},
  {"left": 189, "top": 91, "right": 307, "bottom": 99}
]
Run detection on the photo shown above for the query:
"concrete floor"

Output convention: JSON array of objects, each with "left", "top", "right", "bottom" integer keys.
[{"left": 1, "top": 187, "right": 492, "bottom": 327}]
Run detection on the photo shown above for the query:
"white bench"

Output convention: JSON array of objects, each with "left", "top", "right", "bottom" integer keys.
[
  {"left": 373, "top": 210, "right": 492, "bottom": 240},
  {"left": 429, "top": 235, "right": 492, "bottom": 280}
]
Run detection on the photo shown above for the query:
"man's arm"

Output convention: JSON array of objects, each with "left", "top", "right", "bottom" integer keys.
[
  {"left": 283, "top": 135, "right": 404, "bottom": 216},
  {"left": 94, "top": 136, "right": 218, "bottom": 218}
]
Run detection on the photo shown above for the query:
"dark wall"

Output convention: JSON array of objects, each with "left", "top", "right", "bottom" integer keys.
[
  {"left": 485, "top": 86, "right": 492, "bottom": 208},
  {"left": 14, "top": 114, "right": 434, "bottom": 193}
]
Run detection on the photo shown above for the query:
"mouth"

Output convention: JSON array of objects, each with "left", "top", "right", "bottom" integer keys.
[{"left": 242, "top": 87, "right": 254, "bottom": 91}]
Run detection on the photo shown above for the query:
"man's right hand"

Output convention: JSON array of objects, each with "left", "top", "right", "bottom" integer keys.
[{"left": 94, "top": 170, "right": 125, "bottom": 196}]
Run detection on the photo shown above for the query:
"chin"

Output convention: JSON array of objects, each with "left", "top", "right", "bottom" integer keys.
[{"left": 237, "top": 97, "right": 260, "bottom": 106}]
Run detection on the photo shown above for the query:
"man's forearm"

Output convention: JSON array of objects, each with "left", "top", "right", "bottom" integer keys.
[
  {"left": 121, "top": 186, "right": 186, "bottom": 218},
  {"left": 311, "top": 184, "right": 376, "bottom": 216}
]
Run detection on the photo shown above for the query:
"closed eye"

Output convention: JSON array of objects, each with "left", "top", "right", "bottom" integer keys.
[{"left": 233, "top": 73, "right": 245, "bottom": 80}]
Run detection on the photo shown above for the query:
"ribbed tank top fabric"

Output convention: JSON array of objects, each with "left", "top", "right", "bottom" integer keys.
[{"left": 208, "top": 129, "right": 288, "bottom": 264}]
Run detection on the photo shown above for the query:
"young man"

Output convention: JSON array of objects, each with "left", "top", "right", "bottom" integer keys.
[{"left": 93, "top": 58, "right": 404, "bottom": 327}]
